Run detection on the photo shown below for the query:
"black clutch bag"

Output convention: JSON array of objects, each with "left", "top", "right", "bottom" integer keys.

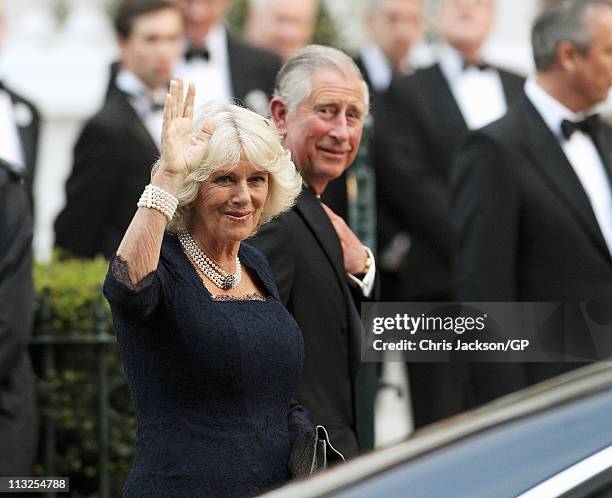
[{"left": 289, "top": 425, "right": 346, "bottom": 479}]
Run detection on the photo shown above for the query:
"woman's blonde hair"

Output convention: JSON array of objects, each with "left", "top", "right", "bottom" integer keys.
[{"left": 151, "top": 101, "right": 302, "bottom": 233}]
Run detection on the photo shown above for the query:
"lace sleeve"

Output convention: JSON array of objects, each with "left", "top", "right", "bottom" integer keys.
[
  {"left": 103, "top": 254, "right": 165, "bottom": 323},
  {"left": 110, "top": 254, "right": 156, "bottom": 291}
]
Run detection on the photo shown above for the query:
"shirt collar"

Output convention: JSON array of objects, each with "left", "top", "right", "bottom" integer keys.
[
  {"left": 115, "top": 69, "right": 166, "bottom": 114},
  {"left": 360, "top": 42, "right": 394, "bottom": 93},
  {"left": 437, "top": 42, "right": 488, "bottom": 81},
  {"left": 437, "top": 43, "right": 466, "bottom": 82},
  {"left": 185, "top": 22, "right": 228, "bottom": 63},
  {"left": 524, "top": 77, "right": 589, "bottom": 139}
]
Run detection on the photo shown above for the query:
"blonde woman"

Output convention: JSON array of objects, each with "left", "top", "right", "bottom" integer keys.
[{"left": 103, "top": 78, "right": 310, "bottom": 497}]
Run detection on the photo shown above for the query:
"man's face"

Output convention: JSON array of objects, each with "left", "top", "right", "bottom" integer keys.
[
  {"left": 571, "top": 6, "right": 612, "bottom": 109},
  {"left": 178, "top": 0, "right": 231, "bottom": 42},
  {"left": 245, "top": 0, "right": 317, "bottom": 61},
  {"left": 119, "top": 8, "right": 183, "bottom": 90},
  {"left": 438, "top": 0, "right": 493, "bottom": 56},
  {"left": 273, "top": 69, "right": 366, "bottom": 195},
  {"left": 367, "top": 0, "right": 423, "bottom": 67}
]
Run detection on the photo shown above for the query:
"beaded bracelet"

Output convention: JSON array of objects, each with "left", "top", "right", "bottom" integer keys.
[{"left": 137, "top": 184, "right": 179, "bottom": 221}]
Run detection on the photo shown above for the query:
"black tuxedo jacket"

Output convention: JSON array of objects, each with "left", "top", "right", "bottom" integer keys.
[
  {"left": 453, "top": 95, "right": 612, "bottom": 302},
  {"left": 452, "top": 95, "right": 612, "bottom": 400},
  {"left": 376, "top": 63, "right": 525, "bottom": 300},
  {"left": 249, "top": 189, "right": 375, "bottom": 458},
  {"left": 55, "top": 88, "right": 158, "bottom": 259},
  {"left": 0, "top": 161, "right": 37, "bottom": 475},
  {"left": 3, "top": 86, "right": 40, "bottom": 207}
]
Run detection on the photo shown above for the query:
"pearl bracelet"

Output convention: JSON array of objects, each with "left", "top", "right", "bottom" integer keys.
[{"left": 137, "top": 184, "right": 179, "bottom": 221}]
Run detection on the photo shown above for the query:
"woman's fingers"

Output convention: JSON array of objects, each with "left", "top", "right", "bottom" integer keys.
[
  {"left": 183, "top": 82, "right": 195, "bottom": 119},
  {"left": 169, "top": 80, "right": 177, "bottom": 120},
  {"left": 175, "top": 77, "right": 184, "bottom": 117},
  {"left": 162, "top": 93, "right": 172, "bottom": 135}
]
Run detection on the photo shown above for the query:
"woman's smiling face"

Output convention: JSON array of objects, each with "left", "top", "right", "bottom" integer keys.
[{"left": 191, "top": 159, "right": 269, "bottom": 243}]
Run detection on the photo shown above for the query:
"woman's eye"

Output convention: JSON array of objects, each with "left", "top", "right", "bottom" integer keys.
[
  {"left": 249, "top": 175, "right": 267, "bottom": 184},
  {"left": 214, "top": 175, "right": 233, "bottom": 184}
]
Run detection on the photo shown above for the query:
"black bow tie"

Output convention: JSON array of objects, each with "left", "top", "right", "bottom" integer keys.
[
  {"left": 185, "top": 45, "right": 210, "bottom": 61},
  {"left": 561, "top": 115, "right": 600, "bottom": 140},
  {"left": 149, "top": 101, "right": 165, "bottom": 112},
  {"left": 462, "top": 60, "right": 490, "bottom": 71}
]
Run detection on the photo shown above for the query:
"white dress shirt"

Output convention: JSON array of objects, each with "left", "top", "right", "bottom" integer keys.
[
  {"left": 175, "top": 23, "right": 233, "bottom": 110},
  {"left": 525, "top": 78, "right": 612, "bottom": 257},
  {"left": 0, "top": 88, "right": 25, "bottom": 171},
  {"left": 115, "top": 70, "right": 165, "bottom": 148},
  {"left": 437, "top": 43, "right": 508, "bottom": 130}
]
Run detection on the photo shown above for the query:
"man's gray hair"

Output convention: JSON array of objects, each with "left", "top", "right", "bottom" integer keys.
[
  {"left": 274, "top": 44, "right": 370, "bottom": 114},
  {"left": 532, "top": 0, "right": 612, "bottom": 72}
]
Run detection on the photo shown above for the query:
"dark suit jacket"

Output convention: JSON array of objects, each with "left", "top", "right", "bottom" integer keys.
[
  {"left": 452, "top": 95, "right": 612, "bottom": 398},
  {"left": 0, "top": 160, "right": 37, "bottom": 475},
  {"left": 2, "top": 86, "right": 40, "bottom": 207},
  {"left": 249, "top": 189, "right": 375, "bottom": 458},
  {"left": 376, "top": 63, "right": 525, "bottom": 300},
  {"left": 55, "top": 88, "right": 159, "bottom": 259}
]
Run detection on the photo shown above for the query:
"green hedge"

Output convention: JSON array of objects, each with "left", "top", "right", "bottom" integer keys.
[{"left": 33, "top": 254, "right": 134, "bottom": 498}]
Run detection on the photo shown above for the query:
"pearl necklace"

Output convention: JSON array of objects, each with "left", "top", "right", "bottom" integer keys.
[{"left": 178, "top": 231, "right": 242, "bottom": 290}]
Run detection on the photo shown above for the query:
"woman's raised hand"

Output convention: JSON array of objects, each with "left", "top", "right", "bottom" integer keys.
[{"left": 159, "top": 77, "right": 211, "bottom": 179}]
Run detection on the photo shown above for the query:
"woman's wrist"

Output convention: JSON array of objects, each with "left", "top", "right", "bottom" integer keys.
[{"left": 151, "top": 167, "right": 184, "bottom": 196}]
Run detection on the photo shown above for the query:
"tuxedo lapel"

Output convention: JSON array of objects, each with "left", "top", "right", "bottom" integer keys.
[
  {"left": 8, "top": 93, "right": 37, "bottom": 171},
  {"left": 227, "top": 35, "right": 247, "bottom": 102},
  {"left": 518, "top": 97, "right": 611, "bottom": 259},
  {"left": 593, "top": 123, "right": 612, "bottom": 185},
  {"left": 429, "top": 64, "right": 468, "bottom": 132},
  {"left": 499, "top": 69, "right": 525, "bottom": 103},
  {"left": 295, "top": 189, "right": 348, "bottom": 289},
  {"left": 110, "top": 90, "right": 159, "bottom": 154}
]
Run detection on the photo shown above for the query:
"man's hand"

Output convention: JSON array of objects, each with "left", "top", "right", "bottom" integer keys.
[{"left": 321, "top": 203, "right": 368, "bottom": 275}]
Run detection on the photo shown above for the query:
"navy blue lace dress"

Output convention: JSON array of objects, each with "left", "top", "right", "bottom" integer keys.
[{"left": 103, "top": 233, "right": 312, "bottom": 498}]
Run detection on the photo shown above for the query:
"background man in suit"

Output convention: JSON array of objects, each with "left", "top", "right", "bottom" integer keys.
[
  {"left": 0, "top": 0, "right": 39, "bottom": 207},
  {"left": 176, "top": 0, "right": 281, "bottom": 115},
  {"left": 250, "top": 45, "right": 377, "bottom": 458},
  {"left": 55, "top": 0, "right": 183, "bottom": 258},
  {"left": 323, "top": 0, "right": 424, "bottom": 230},
  {"left": 0, "top": 158, "right": 37, "bottom": 476},
  {"left": 453, "top": 0, "right": 612, "bottom": 398},
  {"left": 375, "top": 0, "right": 525, "bottom": 429},
  {"left": 243, "top": 0, "right": 319, "bottom": 62}
]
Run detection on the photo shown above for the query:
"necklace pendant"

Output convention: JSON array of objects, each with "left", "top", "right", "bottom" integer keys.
[{"left": 223, "top": 274, "right": 238, "bottom": 290}]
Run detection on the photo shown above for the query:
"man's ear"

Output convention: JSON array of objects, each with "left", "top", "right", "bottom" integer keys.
[
  {"left": 270, "top": 97, "right": 289, "bottom": 138},
  {"left": 557, "top": 40, "right": 580, "bottom": 73}
]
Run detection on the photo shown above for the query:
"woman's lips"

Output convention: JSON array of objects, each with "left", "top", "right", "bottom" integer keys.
[{"left": 225, "top": 212, "right": 252, "bottom": 221}]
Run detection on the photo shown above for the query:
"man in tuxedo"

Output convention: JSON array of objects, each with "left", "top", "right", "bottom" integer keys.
[
  {"left": 250, "top": 46, "right": 377, "bottom": 458},
  {"left": 55, "top": 0, "right": 183, "bottom": 259},
  {"left": 453, "top": 0, "right": 612, "bottom": 396},
  {"left": 0, "top": 159, "right": 37, "bottom": 476},
  {"left": 378, "top": 0, "right": 524, "bottom": 302},
  {"left": 0, "top": 0, "right": 39, "bottom": 207},
  {"left": 373, "top": 0, "right": 525, "bottom": 430},
  {"left": 244, "top": 0, "right": 318, "bottom": 62},
  {"left": 176, "top": 0, "right": 281, "bottom": 115}
]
